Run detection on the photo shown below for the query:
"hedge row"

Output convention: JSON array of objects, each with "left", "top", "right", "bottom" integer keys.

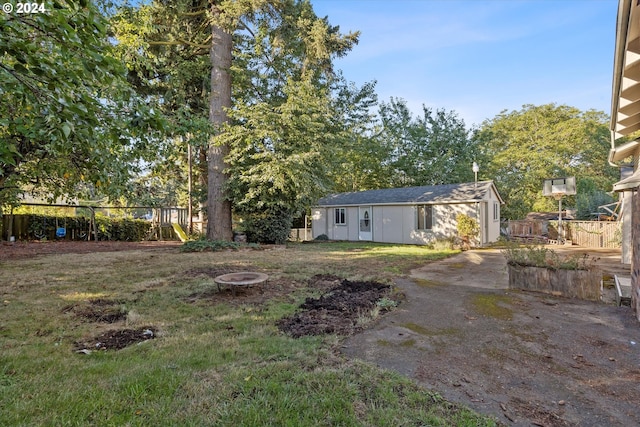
[{"left": 4, "top": 214, "right": 153, "bottom": 241}]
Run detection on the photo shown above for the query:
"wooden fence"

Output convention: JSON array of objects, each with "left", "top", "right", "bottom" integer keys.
[
  {"left": 289, "top": 228, "right": 311, "bottom": 242},
  {"left": 565, "top": 221, "right": 621, "bottom": 249},
  {"left": 508, "top": 220, "right": 621, "bottom": 248}
]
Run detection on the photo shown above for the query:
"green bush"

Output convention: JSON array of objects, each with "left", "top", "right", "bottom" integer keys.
[
  {"left": 456, "top": 214, "right": 479, "bottom": 250},
  {"left": 501, "top": 244, "right": 596, "bottom": 270},
  {"left": 94, "top": 215, "right": 150, "bottom": 241},
  {"left": 24, "top": 214, "right": 150, "bottom": 241},
  {"left": 242, "top": 209, "right": 293, "bottom": 244}
]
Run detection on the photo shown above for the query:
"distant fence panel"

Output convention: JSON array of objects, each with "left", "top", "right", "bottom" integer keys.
[
  {"left": 565, "top": 221, "right": 621, "bottom": 249},
  {"left": 508, "top": 219, "right": 621, "bottom": 248},
  {"left": 507, "top": 220, "right": 548, "bottom": 243},
  {"left": 289, "top": 228, "right": 311, "bottom": 242}
]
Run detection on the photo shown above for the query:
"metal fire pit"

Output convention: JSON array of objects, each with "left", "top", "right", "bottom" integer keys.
[{"left": 213, "top": 272, "right": 269, "bottom": 296}]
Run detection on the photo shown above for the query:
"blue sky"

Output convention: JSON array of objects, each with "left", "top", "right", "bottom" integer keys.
[{"left": 311, "top": 0, "right": 618, "bottom": 127}]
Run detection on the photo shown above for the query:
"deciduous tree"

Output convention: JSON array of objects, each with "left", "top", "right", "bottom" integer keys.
[
  {"left": 0, "top": 0, "right": 161, "bottom": 207},
  {"left": 377, "top": 98, "right": 476, "bottom": 187},
  {"left": 474, "top": 104, "right": 616, "bottom": 219}
]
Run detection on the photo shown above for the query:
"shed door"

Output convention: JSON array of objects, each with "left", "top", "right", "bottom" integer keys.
[{"left": 358, "top": 206, "right": 372, "bottom": 241}]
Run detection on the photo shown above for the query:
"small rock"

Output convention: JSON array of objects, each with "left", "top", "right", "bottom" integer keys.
[{"left": 558, "top": 400, "right": 566, "bottom": 405}]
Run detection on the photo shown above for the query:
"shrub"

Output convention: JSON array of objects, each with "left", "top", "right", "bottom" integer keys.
[
  {"left": 501, "top": 244, "right": 597, "bottom": 270},
  {"left": 314, "top": 234, "right": 329, "bottom": 241},
  {"left": 456, "top": 214, "right": 479, "bottom": 250},
  {"left": 242, "top": 209, "right": 293, "bottom": 244},
  {"left": 25, "top": 214, "right": 149, "bottom": 241}
]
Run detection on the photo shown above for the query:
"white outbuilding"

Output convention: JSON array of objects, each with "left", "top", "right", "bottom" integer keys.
[{"left": 311, "top": 181, "right": 504, "bottom": 246}]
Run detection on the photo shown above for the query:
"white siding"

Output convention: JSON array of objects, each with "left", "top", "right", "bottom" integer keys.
[
  {"left": 375, "top": 206, "right": 404, "bottom": 243},
  {"left": 347, "top": 207, "right": 359, "bottom": 241},
  {"left": 311, "top": 208, "right": 326, "bottom": 239},
  {"left": 480, "top": 186, "right": 502, "bottom": 243}
]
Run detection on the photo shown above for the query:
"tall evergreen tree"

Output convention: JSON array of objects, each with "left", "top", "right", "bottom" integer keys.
[{"left": 111, "top": 0, "right": 359, "bottom": 241}]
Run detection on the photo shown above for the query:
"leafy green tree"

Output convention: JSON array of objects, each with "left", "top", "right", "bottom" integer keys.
[
  {"left": 0, "top": 0, "right": 161, "bottom": 208},
  {"left": 474, "top": 104, "right": 616, "bottom": 219},
  {"left": 378, "top": 98, "right": 477, "bottom": 187},
  {"left": 574, "top": 177, "right": 615, "bottom": 220},
  {"left": 314, "top": 80, "right": 386, "bottom": 193}
]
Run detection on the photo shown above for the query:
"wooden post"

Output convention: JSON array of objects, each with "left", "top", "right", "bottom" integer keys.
[
  {"left": 188, "top": 144, "right": 193, "bottom": 235},
  {"left": 7, "top": 206, "right": 14, "bottom": 242}
]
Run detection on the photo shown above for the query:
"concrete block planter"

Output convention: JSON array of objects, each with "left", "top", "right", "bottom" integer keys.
[{"left": 508, "top": 264, "right": 601, "bottom": 301}]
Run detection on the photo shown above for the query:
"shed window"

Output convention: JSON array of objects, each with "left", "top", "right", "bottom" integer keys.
[
  {"left": 493, "top": 202, "right": 499, "bottom": 222},
  {"left": 334, "top": 208, "right": 346, "bottom": 225},
  {"left": 417, "top": 205, "right": 433, "bottom": 230}
]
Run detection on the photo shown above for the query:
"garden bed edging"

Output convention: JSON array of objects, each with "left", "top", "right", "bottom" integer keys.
[{"left": 508, "top": 264, "right": 601, "bottom": 301}]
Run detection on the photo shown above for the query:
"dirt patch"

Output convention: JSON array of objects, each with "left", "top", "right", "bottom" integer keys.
[
  {"left": 180, "top": 267, "right": 306, "bottom": 306},
  {"left": 278, "top": 279, "right": 392, "bottom": 338},
  {"left": 74, "top": 327, "right": 156, "bottom": 353},
  {"left": 307, "top": 273, "right": 344, "bottom": 291},
  {"left": 0, "top": 240, "right": 181, "bottom": 261},
  {"left": 64, "top": 298, "right": 128, "bottom": 323},
  {"left": 8, "top": 241, "right": 637, "bottom": 425}
]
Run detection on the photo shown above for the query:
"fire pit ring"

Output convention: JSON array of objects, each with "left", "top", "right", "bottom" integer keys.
[{"left": 214, "top": 272, "right": 269, "bottom": 296}]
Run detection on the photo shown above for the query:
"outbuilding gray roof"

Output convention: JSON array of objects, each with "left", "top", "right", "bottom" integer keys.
[{"left": 317, "top": 181, "right": 502, "bottom": 207}]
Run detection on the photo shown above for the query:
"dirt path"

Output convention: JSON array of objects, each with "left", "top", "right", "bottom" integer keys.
[{"left": 342, "top": 249, "right": 640, "bottom": 427}]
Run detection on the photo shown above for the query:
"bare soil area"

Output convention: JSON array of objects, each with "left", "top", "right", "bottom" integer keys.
[
  {"left": 277, "top": 277, "right": 392, "bottom": 337},
  {"left": 0, "top": 240, "right": 181, "bottom": 261}
]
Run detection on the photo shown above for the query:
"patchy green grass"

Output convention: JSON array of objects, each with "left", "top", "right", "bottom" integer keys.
[
  {"left": 399, "top": 338, "right": 417, "bottom": 347},
  {"left": 0, "top": 242, "right": 496, "bottom": 426},
  {"left": 468, "top": 294, "right": 514, "bottom": 320}
]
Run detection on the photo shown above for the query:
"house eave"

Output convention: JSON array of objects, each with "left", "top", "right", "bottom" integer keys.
[
  {"left": 611, "top": 0, "right": 640, "bottom": 144},
  {"left": 613, "top": 166, "right": 640, "bottom": 191},
  {"left": 608, "top": 138, "right": 640, "bottom": 163}
]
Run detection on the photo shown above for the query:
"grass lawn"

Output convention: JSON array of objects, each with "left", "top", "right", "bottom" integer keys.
[{"left": 0, "top": 241, "right": 498, "bottom": 426}]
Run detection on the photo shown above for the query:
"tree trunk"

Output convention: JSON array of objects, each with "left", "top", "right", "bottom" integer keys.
[{"left": 206, "top": 3, "right": 233, "bottom": 241}]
